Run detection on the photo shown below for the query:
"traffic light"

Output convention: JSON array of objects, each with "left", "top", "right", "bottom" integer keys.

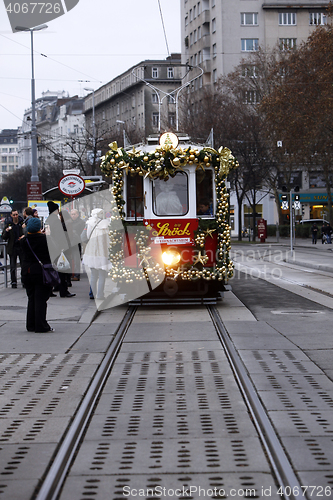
[
  {"left": 294, "top": 194, "right": 301, "bottom": 210},
  {"left": 9, "top": 199, "right": 13, "bottom": 204},
  {"left": 281, "top": 194, "right": 288, "bottom": 210},
  {"left": 302, "top": 205, "right": 305, "bottom": 216}
]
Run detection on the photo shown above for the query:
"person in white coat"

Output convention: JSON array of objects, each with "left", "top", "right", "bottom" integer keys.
[{"left": 82, "top": 208, "right": 111, "bottom": 300}]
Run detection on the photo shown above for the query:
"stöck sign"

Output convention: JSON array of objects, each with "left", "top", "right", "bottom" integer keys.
[{"left": 58, "top": 174, "right": 85, "bottom": 197}]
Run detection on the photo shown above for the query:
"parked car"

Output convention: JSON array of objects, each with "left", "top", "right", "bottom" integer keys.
[{"left": 298, "top": 219, "right": 328, "bottom": 225}]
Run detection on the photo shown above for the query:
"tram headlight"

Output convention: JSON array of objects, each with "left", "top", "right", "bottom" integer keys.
[{"left": 162, "top": 250, "right": 181, "bottom": 266}]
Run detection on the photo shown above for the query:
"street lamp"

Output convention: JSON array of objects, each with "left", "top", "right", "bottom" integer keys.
[{"left": 15, "top": 24, "right": 48, "bottom": 182}]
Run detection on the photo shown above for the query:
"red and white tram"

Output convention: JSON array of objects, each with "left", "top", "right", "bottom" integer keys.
[{"left": 100, "top": 132, "right": 238, "bottom": 301}]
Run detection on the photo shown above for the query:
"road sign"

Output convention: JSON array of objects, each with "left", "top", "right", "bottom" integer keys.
[
  {"left": 27, "top": 181, "right": 42, "bottom": 200},
  {"left": 58, "top": 174, "right": 85, "bottom": 197}
]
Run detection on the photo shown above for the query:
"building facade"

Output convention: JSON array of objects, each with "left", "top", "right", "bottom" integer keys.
[
  {"left": 0, "top": 129, "right": 19, "bottom": 184},
  {"left": 18, "top": 91, "right": 85, "bottom": 171},
  {"left": 181, "top": 0, "right": 329, "bottom": 85},
  {"left": 84, "top": 55, "right": 183, "bottom": 144}
]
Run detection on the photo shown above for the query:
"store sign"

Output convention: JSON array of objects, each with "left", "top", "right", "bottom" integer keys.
[
  {"left": 58, "top": 174, "right": 85, "bottom": 196},
  {"left": 144, "top": 219, "right": 198, "bottom": 245}
]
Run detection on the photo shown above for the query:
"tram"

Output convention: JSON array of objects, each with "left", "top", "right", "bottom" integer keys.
[{"left": 100, "top": 132, "right": 238, "bottom": 299}]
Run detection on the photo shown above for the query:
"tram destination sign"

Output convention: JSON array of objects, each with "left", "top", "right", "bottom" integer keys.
[{"left": 58, "top": 174, "right": 85, "bottom": 197}]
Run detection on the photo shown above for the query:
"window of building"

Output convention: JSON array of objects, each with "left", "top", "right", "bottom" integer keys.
[
  {"left": 2, "top": 148, "right": 7, "bottom": 153},
  {"left": 167, "top": 67, "right": 174, "bottom": 78},
  {"left": 198, "top": 50, "right": 202, "bottom": 63},
  {"left": 152, "top": 93, "right": 158, "bottom": 103},
  {"left": 1, "top": 156, "right": 7, "bottom": 163},
  {"left": 198, "top": 26, "right": 201, "bottom": 39},
  {"left": 213, "top": 68, "right": 217, "bottom": 83},
  {"left": 212, "top": 43, "right": 217, "bottom": 57},
  {"left": 152, "top": 67, "right": 158, "bottom": 78},
  {"left": 167, "top": 94, "right": 176, "bottom": 103},
  {"left": 242, "top": 65, "right": 257, "bottom": 77},
  {"left": 2, "top": 165, "right": 7, "bottom": 172},
  {"left": 169, "top": 112, "right": 176, "bottom": 127},
  {"left": 212, "top": 18, "right": 216, "bottom": 32},
  {"left": 190, "top": 32, "right": 193, "bottom": 45},
  {"left": 9, "top": 165, "right": 14, "bottom": 172},
  {"left": 197, "top": 2, "right": 201, "bottom": 15},
  {"left": 279, "top": 12, "right": 296, "bottom": 25},
  {"left": 309, "top": 12, "right": 327, "bottom": 25},
  {"left": 152, "top": 112, "right": 159, "bottom": 127},
  {"left": 243, "top": 90, "right": 259, "bottom": 104},
  {"left": 185, "top": 15, "right": 188, "bottom": 27},
  {"left": 153, "top": 172, "right": 188, "bottom": 216},
  {"left": 241, "top": 13, "right": 258, "bottom": 25},
  {"left": 194, "top": 29, "right": 197, "bottom": 42},
  {"left": 8, "top": 157, "right": 14, "bottom": 163},
  {"left": 279, "top": 38, "right": 297, "bottom": 50},
  {"left": 190, "top": 8, "right": 192, "bottom": 21},
  {"left": 241, "top": 38, "right": 259, "bottom": 51},
  {"left": 193, "top": 5, "right": 196, "bottom": 18}
]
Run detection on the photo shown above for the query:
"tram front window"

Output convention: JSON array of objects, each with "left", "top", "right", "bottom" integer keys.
[
  {"left": 196, "top": 169, "right": 214, "bottom": 216},
  {"left": 153, "top": 172, "right": 188, "bottom": 216},
  {"left": 126, "top": 175, "right": 144, "bottom": 218}
]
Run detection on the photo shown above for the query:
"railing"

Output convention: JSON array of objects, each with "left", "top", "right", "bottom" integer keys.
[{"left": 0, "top": 242, "right": 8, "bottom": 288}]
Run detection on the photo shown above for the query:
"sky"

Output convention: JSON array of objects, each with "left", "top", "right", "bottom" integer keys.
[{"left": 0, "top": 0, "right": 181, "bottom": 130}]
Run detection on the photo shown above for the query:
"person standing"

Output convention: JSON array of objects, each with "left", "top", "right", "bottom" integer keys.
[
  {"left": 70, "top": 208, "right": 86, "bottom": 281},
  {"left": 46, "top": 202, "right": 76, "bottom": 298},
  {"left": 2, "top": 209, "right": 24, "bottom": 288},
  {"left": 311, "top": 222, "right": 318, "bottom": 244},
  {"left": 82, "top": 208, "right": 111, "bottom": 300},
  {"left": 20, "top": 217, "right": 54, "bottom": 332}
]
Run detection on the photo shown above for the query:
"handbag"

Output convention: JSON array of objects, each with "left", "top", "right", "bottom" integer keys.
[
  {"left": 56, "top": 250, "right": 71, "bottom": 271},
  {"left": 26, "top": 239, "right": 61, "bottom": 287}
]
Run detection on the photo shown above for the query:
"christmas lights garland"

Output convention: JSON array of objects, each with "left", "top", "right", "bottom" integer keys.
[{"left": 101, "top": 142, "right": 238, "bottom": 283}]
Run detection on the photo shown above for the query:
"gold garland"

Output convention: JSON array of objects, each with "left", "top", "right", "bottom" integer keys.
[{"left": 101, "top": 142, "right": 239, "bottom": 284}]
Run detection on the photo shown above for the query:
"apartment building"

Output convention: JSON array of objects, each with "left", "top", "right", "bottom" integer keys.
[
  {"left": 84, "top": 55, "right": 183, "bottom": 143},
  {"left": 18, "top": 91, "right": 85, "bottom": 170},
  {"left": 181, "top": 0, "right": 329, "bottom": 85},
  {"left": 0, "top": 129, "right": 19, "bottom": 184}
]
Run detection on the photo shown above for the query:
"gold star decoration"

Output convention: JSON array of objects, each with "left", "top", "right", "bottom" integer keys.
[
  {"left": 204, "top": 228, "right": 216, "bottom": 239},
  {"left": 192, "top": 251, "right": 209, "bottom": 266}
]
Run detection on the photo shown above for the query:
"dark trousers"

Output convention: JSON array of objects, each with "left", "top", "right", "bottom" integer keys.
[
  {"left": 9, "top": 245, "right": 23, "bottom": 285},
  {"left": 59, "top": 272, "right": 69, "bottom": 297},
  {"left": 23, "top": 274, "right": 52, "bottom": 332}
]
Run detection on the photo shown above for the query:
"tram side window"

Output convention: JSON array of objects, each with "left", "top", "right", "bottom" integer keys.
[
  {"left": 153, "top": 172, "right": 188, "bottom": 216},
  {"left": 196, "top": 170, "right": 214, "bottom": 216},
  {"left": 126, "top": 175, "right": 144, "bottom": 218}
]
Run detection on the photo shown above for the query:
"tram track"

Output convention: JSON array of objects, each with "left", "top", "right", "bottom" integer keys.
[{"left": 30, "top": 302, "right": 310, "bottom": 500}]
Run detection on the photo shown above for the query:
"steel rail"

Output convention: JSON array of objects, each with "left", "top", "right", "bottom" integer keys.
[
  {"left": 208, "top": 305, "right": 304, "bottom": 500},
  {"left": 35, "top": 305, "right": 137, "bottom": 500}
]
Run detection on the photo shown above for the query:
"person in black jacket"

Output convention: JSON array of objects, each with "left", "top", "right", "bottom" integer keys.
[
  {"left": 20, "top": 217, "right": 54, "bottom": 333},
  {"left": 2, "top": 208, "right": 24, "bottom": 287}
]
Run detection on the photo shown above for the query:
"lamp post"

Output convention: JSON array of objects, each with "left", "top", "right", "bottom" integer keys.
[
  {"left": 84, "top": 87, "right": 95, "bottom": 161},
  {"left": 15, "top": 24, "right": 48, "bottom": 182}
]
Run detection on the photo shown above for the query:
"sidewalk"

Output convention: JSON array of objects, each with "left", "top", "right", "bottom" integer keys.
[
  {"left": 0, "top": 275, "right": 125, "bottom": 354},
  {"left": 232, "top": 235, "right": 333, "bottom": 274}
]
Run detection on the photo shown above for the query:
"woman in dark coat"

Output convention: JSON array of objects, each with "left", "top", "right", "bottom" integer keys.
[{"left": 20, "top": 217, "right": 54, "bottom": 333}]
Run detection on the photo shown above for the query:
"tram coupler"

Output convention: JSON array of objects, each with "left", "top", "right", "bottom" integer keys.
[{"left": 163, "top": 277, "right": 179, "bottom": 296}]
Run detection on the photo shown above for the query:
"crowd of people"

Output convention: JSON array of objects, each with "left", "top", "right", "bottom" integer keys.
[{"left": 1, "top": 203, "right": 111, "bottom": 333}]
